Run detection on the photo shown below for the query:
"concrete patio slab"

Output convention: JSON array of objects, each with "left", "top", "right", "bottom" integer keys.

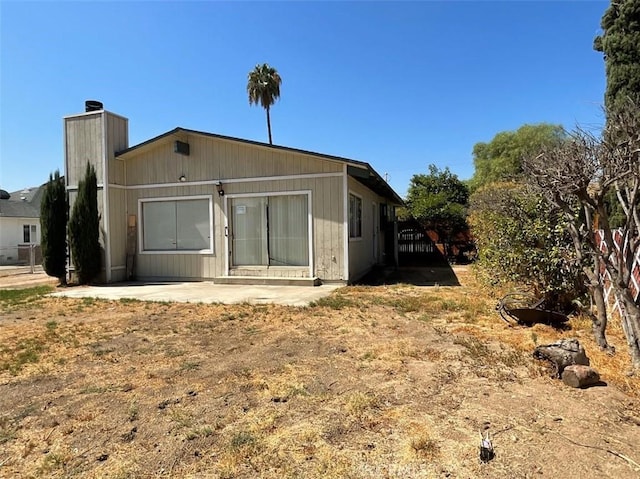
[{"left": 49, "top": 281, "right": 343, "bottom": 307}]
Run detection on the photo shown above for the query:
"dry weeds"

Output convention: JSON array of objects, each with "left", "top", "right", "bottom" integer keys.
[{"left": 1, "top": 266, "right": 639, "bottom": 478}]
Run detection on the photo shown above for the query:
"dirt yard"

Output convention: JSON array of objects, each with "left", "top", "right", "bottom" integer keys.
[{"left": 1, "top": 267, "right": 639, "bottom": 478}]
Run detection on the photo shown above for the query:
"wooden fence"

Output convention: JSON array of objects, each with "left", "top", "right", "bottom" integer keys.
[{"left": 596, "top": 230, "right": 640, "bottom": 315}]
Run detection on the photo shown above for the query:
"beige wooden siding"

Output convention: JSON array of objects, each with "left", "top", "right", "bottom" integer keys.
[
  {"left": 311, "top": 176, "right": 344, "bottom": 281},
  {"left": 65, "top": 111, "right": 130, "bottom": 283},
  {"left": 105, "top": 112, "right": 128, "bottom": 185},
  {"left": 65, "top": 113, "right": 104, "bottom": 187},
  {"left": 347, "top": 177, "right": 386, "bottom": 282},
  {"left": 125, "top": 134, "right": 344, "bottom": 186},
  {"left": 111, "top": 268, "right": 127, "bottom": 283},
  {"left": 223, "top": 177, "right": 344, "bottom": 280},
  {"left": 126, "top": 175, "right": 345, "bottom": 281},
  {"left": 108, "top": 188, "right": 127, "bottom": 271},
  {"left": 127, "top": 184, "right": 222, "bottom": 280}
]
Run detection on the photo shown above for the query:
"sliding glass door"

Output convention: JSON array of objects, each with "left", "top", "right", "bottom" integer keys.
[
  {"left": 231, "top": 194, "right": 309, "bottom": 267},
  {"left": 231, "top": 197, "right": 268, "bottom": 265}
]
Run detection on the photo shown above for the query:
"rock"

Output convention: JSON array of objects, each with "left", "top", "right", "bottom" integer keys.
[
  {"left": 561, "top": 365, "right": 601, "bottom": 388},
  {"left": 533, "top": 338, "right": 589, "bottom": 377}
]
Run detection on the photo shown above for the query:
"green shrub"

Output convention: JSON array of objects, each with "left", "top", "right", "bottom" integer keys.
[
  {"left": 40, "top": 170, "right": 68, "bottom": 283},
  {"left": 68, "top": 163, "right": 101, "bottom": 284}
]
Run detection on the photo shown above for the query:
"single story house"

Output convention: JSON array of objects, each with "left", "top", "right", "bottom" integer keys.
[
  {"left": 0, "top": 185, "right": 43, "bottom": 266},
  {"left": 64, "top": 102, "right": 403, "bottom": 285}
]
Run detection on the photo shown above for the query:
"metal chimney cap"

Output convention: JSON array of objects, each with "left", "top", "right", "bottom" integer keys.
[{"left": 85, "top": 100, "right": 104, "bottom": 112}]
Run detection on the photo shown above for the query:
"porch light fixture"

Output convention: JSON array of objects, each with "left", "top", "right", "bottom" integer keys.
[
  {"left": 216, "top": 181, "right": 224, "bottom": 196},
  {"left": 179, "top": 175, "right": 187, "bottom": 182}
]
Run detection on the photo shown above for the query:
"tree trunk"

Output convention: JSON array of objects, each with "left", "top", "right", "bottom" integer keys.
[
  {"left": 266, "top": 106, "right": 272, "bottom": 145},
  {"left": 590, "top": 279, "right": 613, "bottom": 352},
  {"left": 615, "top": 288, "right": 640, "bottom": 373}
]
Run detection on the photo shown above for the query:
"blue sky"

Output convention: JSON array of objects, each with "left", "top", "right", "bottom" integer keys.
[{"left": 1, "top": 1, "right": 608, "bottom": 198}]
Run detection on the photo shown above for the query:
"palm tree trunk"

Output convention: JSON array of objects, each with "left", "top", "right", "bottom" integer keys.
[{"left": 266, "top": 106, "right": 272, "bottom": 145}]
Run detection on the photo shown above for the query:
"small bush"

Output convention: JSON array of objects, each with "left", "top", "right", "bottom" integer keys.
[
  {"left": 229, "top": 430, "right": 257, "bottom": 450},
  {"left": 309, "top": 295, "right": 355, "bottom": 310},
  {"left": 410, "top": 432, "right": 439, "bottom": 458}
]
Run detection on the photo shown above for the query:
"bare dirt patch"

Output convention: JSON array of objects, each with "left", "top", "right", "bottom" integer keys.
[
  {"left": 1, "top": 267, "right": 639, "bottom": 478},
  {"left": 0, "top": 271, "right": 58, "bottom": 290}
]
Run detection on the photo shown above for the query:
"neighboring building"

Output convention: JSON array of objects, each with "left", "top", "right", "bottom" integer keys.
[
  {"left": 64, "top": 101, "right": 403, "bottom": 284},
  {"left": 0, "top": 185, "right": 43, "bottom": 265}
]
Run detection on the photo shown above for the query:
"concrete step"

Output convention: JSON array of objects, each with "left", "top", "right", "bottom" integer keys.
[{"left": 214, "top": 276, "right": 321, "bottom": 287}]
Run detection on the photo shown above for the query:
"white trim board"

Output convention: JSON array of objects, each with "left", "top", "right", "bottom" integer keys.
[
  {"left": 108, "top": 171, "right": 343, "bottom": 191},
  {"left": 342, "top": 164, "right": 349, "bottom": 281}
]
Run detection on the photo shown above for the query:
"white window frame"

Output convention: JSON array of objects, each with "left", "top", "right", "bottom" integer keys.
[
  {"left": 138, "top": 195, "right": 214, "bottom": 255},
  {"left": 223, "top": 190, "right": 313, "bottom": 277},
  {"left": 349, "top": 192, "right": 363, "bottom": 241},
  {"left": 23, "top": 224, "right": 37, "bottom": 244}
]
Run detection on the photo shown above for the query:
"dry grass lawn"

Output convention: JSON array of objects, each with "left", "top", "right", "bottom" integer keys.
[{"left": 1, "top": 266, "right": 639, "bottom": 478}]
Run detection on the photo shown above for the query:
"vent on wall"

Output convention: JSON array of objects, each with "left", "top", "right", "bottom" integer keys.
[{"left": 174, "top": 141, "right": 190, "bottom": 156}]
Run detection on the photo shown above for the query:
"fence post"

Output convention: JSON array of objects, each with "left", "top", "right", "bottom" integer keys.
[{"left": 30, "top": 244, "right": 35, "bottom": 274}]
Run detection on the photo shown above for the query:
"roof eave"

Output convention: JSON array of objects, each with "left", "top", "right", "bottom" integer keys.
[{"left": 116, "top": 127, "right": 404, "bottom": 204}]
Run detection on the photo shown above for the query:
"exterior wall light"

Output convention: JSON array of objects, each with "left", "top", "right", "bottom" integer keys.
[
  {"left": 179, "top": 175, "right": 187, "bottom": 182},
  {"left": 216, "top": 181, "right": 224, "bottom": 196}
]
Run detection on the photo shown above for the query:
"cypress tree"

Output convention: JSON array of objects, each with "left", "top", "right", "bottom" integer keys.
[
  {"left": 40, "top": 170, "right": 68, "bottom": 284},
  {"left": 594, "top": 0, "right": 640, "bottom": 227},
  {"left": 594, "top": 0, "right": 640, "bottom": 114},
  {"left": 68, "top": 163, "right": 101, "bottom": 284}
]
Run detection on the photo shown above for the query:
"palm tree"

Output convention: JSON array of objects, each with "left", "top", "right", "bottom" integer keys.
[{"left": 247, "top": 63, "right": 282, "bottom": 145}]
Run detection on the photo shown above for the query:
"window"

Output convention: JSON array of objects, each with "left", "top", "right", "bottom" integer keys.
[
  {"left": 231, "top": 194, "right": 309, "bottom": 267},
  {"left": 23, "top": 224, "right": 36, "bottom": 243},
  {"left": 349, "top": 193, "right": 362, "bottom": 238},
  {"left": 141, "top": 197, "right": 212, "bottom": 253}
]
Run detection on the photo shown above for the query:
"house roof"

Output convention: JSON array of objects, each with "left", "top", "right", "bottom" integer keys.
[
  {"left": 0, "top": 184, "right": 45, "bottom": 219},
  {"left": 116, "top": 127, "right": 404, "bottom": 205}
]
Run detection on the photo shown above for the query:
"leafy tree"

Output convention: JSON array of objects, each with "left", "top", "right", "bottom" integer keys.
[
  {"left": 594, "top": 0, "right": 640, "bottom": 116},
  {"left": 524, "top": 131, "right": 613, "bottom": 351},
  {"left": 40, "top": 170, "right": 68, "bottom": 285},
  {"left": 468, "top": 124, "right": 581, "bottom": 307},
  {"left": 469, "top": 181, "right": 582, "bottom": 311},
  {"left": 405, "top": 165, "right": 469, "bottom": 257},
  {"left": 247, "top": 63, "right": 282, "bottom": 145},
  {"left": 68, "top": 163, "right": 101, "bottom": 284},
  {"left": 524, "top": 107, "right": 640, "bottom": 371},
  {"left": 469, "top": 124, "right": 565, "bottom": 191}
]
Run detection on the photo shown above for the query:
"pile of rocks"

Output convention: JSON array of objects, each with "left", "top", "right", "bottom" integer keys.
[{"left": 533, "top": 338, "right": 601, "bottom": 388}]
